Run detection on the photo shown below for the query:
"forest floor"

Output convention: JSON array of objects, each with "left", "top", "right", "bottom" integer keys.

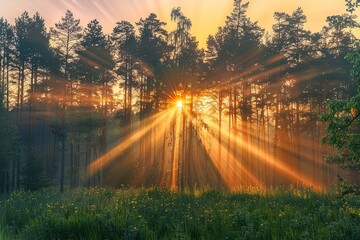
[{"left": 0, "top": 187, "right": 359, "bottom": 239}]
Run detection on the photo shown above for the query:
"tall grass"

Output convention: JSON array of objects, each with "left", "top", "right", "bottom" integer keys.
[
  {"left": 0, "top": 187, "right": 359, "bottom": 239},
  {"left": 0, "top": 225, "right": 11, "bottom": 240}
]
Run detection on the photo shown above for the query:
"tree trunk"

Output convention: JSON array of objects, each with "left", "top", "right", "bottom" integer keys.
[
  {"left": 60, "top": 135, "right": 65, "bottom": 193},
  {"left": 218, "top": 92, "right": 222, "bottom": 188}
]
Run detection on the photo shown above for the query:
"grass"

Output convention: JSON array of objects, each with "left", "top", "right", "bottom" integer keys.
[{"left": 0, "top": 187, "right": 359, "bottom": 239}]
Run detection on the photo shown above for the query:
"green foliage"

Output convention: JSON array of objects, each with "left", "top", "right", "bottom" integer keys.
[
  {"left": 0, "top": 100, "right": 21, "bottom": 193},
  {"left": 0, "top": 225, "right": 10, "bottom": 240},
  {"left": 0, "top": 188, "right": 359, "bottom": 239},
  {"left": 136, "top": 13, "right": 168, "bottom": 69},
  {"left": 77, "top": 19, "right": 114, "bottom": 84},
  {"left": 22, "top": 150, "right": 50, "bottom": 191},
  {"left": 322, "top": 51, "right": 360, "bottom": 172},
  {"left": 345, "top": 0, "right": 360, "bottom": 13},
  {"left": 50, "top": 10, "right": 82, "bottom": 76}
]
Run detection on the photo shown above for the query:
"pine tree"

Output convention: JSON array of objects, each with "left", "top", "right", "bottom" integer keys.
[
  {"left": 0, "top": 18, "right": 14, "bottom": 110},
  {"left": 51, "top": 10, "right": 82, "bottom": 189},
  {"left": 136, "top": 13, "right": 168, "bottom": 115},
  {"left": 51, "top": 10, "right": 82, "bottom": 78},
  {"left": 112, "top": 21, "right": 137, "bottom": 124},
  {"left": 76, "top": 19, "right": 114, "bottom": 187}
]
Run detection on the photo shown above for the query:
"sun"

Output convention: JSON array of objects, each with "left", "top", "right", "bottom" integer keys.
[{"left": 177, "top": 100, "right": 183, "bottom": 109}]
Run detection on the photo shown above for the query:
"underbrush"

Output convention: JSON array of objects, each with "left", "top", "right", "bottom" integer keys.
[{"left": 0, "top": 187, "right": 359, "bottom": 239}]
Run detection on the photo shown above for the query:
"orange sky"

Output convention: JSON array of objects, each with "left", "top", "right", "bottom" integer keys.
[{"left": 0, "top": 0, "right": 358, "bottom": 48}]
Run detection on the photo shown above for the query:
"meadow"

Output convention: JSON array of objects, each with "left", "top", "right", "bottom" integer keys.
[{"left": 0, "top": 187, "right": 360, "bottom": 240}]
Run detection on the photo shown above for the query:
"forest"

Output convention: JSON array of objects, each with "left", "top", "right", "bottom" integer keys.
[{"left": 0, "top": 0, "right": 360, "bottom": 195}]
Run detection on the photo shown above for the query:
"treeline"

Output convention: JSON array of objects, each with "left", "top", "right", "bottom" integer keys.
[{"left": 0, "top": 0, "right": 359, "bottom": 193}]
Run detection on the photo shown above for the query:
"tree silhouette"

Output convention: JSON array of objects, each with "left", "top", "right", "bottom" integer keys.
[
  {"left": 112, "top": 21, "right": 137, "bottom": 124},
  {"left": 0, "top": 2, "right": 359, "bottom": 191}
]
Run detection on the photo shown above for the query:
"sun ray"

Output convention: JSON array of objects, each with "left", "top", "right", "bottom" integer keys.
[
  {"left": 88, "top": 108, "right": 176, "bottom": 177},
  {"left": 184, "top": 109, "right": 261, "bottom": 188},
  {"left": 200, "top": 115, "right": 322, "bottom": 190}
]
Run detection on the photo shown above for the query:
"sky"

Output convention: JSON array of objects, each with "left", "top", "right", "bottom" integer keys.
[{"left": 0, "top": 0, "right": 358, "bottom": 48}]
